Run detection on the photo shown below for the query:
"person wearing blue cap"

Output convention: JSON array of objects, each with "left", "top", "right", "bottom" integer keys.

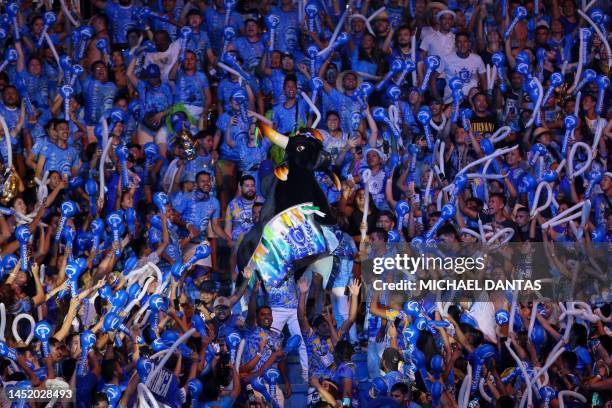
[
  {"left": 127, "top": 59, "right": 173, "bottom": 157},
  {"left": 169, "top": 50, "right": 211, "bottom": 126}
]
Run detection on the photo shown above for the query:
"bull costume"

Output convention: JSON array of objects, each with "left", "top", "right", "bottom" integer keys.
[{"left": 237, "top": 124, "right": 342, "bottom": 294}]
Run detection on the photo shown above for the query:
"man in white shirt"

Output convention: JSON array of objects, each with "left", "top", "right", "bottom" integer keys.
[
  {"left": 144, "top": 30, "right": 181, "bottom": 83},
  {"left": 431, "top": 31, "right": 487, "bottom": 104},
  {"left": 420, "top": 9, "right": 456, "bottom": 59}
]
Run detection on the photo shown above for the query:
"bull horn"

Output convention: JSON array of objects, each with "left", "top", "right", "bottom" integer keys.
[
  {"left": 325, "top": 169, "right": 342, "bottom": 191},
  {"left": 261, "top": 123, "right": 289, "bottom": 149}
]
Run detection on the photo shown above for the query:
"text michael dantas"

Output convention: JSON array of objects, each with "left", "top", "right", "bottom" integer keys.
[{"left": 371, "top": 254, "right": 486, "bottom": 275}]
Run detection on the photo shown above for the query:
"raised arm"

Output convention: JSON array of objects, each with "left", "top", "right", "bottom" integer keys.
[
  {"left": 364, "top": 106, "right": 378, "bottom": 147},
  {"left": 335, "top": 279, "right": 361, "bottom": 344},
  {"left": 127, "top": 57, "right": 140, "bottom": 88},
  {"left": 297, "top": 277, "right": 312, "bottom": 332},
  {"left": 248, "top": 110, "right": 273, "bottom": 126}
]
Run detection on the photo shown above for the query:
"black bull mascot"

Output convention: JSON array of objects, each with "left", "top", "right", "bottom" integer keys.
[{"left": 237, "top": 124, "right": 341, "bottom": 291}]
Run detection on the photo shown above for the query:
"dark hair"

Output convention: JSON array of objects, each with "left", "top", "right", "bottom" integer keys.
[
  {"left": 2, "top": 84, "right": 18, "bottom": 95},
  {"left": 283, "top": 74, "right": 298, "bottom": 88},
  {"left": 244, "top": 18, "right": 259, "bottom": 27},
  {"left": 392, "top": 25, "right": 412, "bottom": 44},
  {"left": 256, "top": 305, "right": 271, "bottom": 315},
  {"left": 599, "top": 334, "right": 612, "bottom": 353},
  {"left": 516, "top": 207, "right": 530, "bottom": 215},
  {"left": 127, "top": 28, "right": 141, "bottom": 38},
  {"left": 153, "top": 29, "right": 170, "bottom": 40},
  {"left": 358, "top": 33, "right": 377, "bottom": 63},
  {"left": 370, "top": 227, "right": 388, "bottom": 242},
  {"left": 334, "top": 340, "right": 353, "bottom": 362},
  {"left": 101, "top": 359, "right": 118, "bottom": 382},
  {"left": 196, "top": 170, "right": 211, "bottom": 181},
  {"left": 200, "top": 372, "right": 222, "bottom": 401},
  {"left": 187, "top": 9, "right": 203, "bottom": 18},
  {"left": 496, "top": 396, "right": 515, "bottom": 408},
  {"left": 377, "top": 210, "right": 397, "bottom": 225},
  {"left": 92, "top": 13, "right": 109, "bottom": 28},
  {"left": 465, "top": 197, "right": 484, "bottom": 207},
  {"left": 28, "top": 13, "right": 43, "bottom": 28},
  {"left": 131, "top": 237, "right": 148, "bottom": 257},
  {"left": 571, "top": 324, "right": 588, "bottom": 347},
  {"left": 470, "top": 92, "right": 488, "bottom": 105},
  {"left": 239, "top": 175, "right": 255, "bottom": 186},
  {"left": 390, "top": 382, "right": 409, "bottom": 395},
  {"left": 490, "top": 192, "right": 507, "bottom": 206},
  {"left": 90, "top": 60, "right": 107, "bottom": 71},
  {"left": 326, "top": 110, "right": 340, "bottom": 120},
  {"left": 455, "top": 31, "right": 470, "bottom": 41},
  {"left": 437, "top": 224, "right": 459, "bottom": 239},
  {"left": 44, "top": 118, "right": 58, "bottom": 132},
  {"left": 560, "top": 351, "right": 578, "bottom": 370}
]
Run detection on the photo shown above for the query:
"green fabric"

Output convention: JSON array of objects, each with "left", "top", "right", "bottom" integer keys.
[{"left": 164, "top": 103, "right": 197, "bottom": 135}]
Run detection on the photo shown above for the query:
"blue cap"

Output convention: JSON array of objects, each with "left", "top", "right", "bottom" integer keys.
[{"left": 143, "top": 64, "right": 160, "bottom": 79}]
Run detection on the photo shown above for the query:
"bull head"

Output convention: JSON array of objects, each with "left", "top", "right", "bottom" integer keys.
[{"left": 261, "top": 124, "right": 341, "bottom": 190}]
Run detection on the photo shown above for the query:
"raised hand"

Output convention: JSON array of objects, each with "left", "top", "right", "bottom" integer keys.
[
  {"left": 298, "top": 277, "right": 309, "bottom": 294},
  {"left": 348, "top": 279, "right": 361, "bottom": 297}
]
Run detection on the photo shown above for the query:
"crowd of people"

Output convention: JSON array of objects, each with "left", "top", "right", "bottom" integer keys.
[{"left": 0, "top": 0, "right": 609, "bottom": 406}]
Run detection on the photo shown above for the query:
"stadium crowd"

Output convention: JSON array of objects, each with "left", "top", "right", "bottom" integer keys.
[{"left": 0, "top": 0, "right": 609, "bottom": 406}]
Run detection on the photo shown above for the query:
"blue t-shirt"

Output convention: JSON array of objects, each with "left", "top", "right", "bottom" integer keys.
[
  {"left": 40, "top": 142, "right": 80, "bottom": 174},
  {"left": 269, "top": 6, "right": 300, "bottom": 53},
  {"left": 225, "top": 195, "right": 263, "bottom": 241},
  {"left": 232, "top": 36, "right": 265, "bottom": 73},
  {"left": 302, "top": 327, "right": 334, "bottom": 377},
  {"left": 241, "top": 326, "right": 281, "bottom": 371},
  {"left": 81, "top": 76, "right": 118, "bottom": 125},
  {"left": 186, "top": 29, "right": 212, "bottom": 67},
  {"left": 17, "top": 70, "right": 49, "bottom": 108},
  {"left": 152, "top": 6, "right": 183, "bottom": 40},
  {"left": 265, "top": 69, "right": 307, "bottom": 105},
  {"left": 174, "top": 69, "right": 210, "bottom": 107},
  {"left": 271, "top": 99, "right": 309, "bottom": 135},
  {"left": 217, "top": 78, "right": 244, "bottom": 112},
  {"left": 202, "top": 396, "right": 234, "bottom": 408},
  {"left": 326, "top": 89, "right": 362, "bottom": 134},
  {"left": 27, "top": 107, "right": 52, "bottom": 148},
  {"left": 0, "top": 103, "right": 21, "bottom": 162},
  {"left": 350, "top": 49, "right": 378, "bottom": 76},
  {"left": 146, "top": 365, "right": 186, "bottom": 408},
  {"left": 204, "top": 8, "right": 243, "bottom": 55},
  {"left": 362, "top": 168, "right": 388, "bottom": 211},
  {"left": 136, "top": 80, "right": 174, "bottom": 116},
  {"left": 592, "top": 193, "right": 610, "bottom": 227},
  {"left": 174, "top": 191, "right": 221, "bottom": 239},
  {"left": 216, "top": 111, "right": 250, "bottom": 161},
  {"left": 181, "top": 154, "right": 214, "bottom": 183},
  {"left": 235, "top": 138, "right": 271, "bottom": 173},
  {"left": 104, "top": 2, "right": 137, "bottom": 43},
  {"left": 76, "top": 372, "right": 99, "bottom": 408},
  {"left": 334, "top": 362, "right": 359, "bottom": 406}
]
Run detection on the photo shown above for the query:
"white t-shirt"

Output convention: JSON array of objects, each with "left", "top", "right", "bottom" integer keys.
[
  {"left": 144, "top": 40, "right": 181, "bottom": 84},
  {"left": 438, "top": 52, "right": 486, "bottom": 103},
  {"left": 420, "top": 29, "right": 456, "bottom": 60}
]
